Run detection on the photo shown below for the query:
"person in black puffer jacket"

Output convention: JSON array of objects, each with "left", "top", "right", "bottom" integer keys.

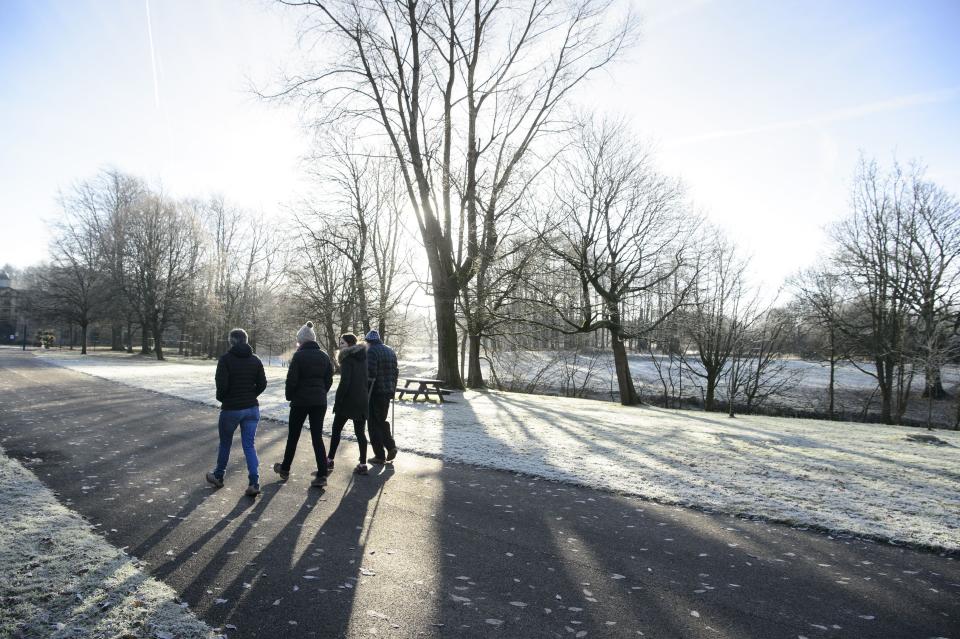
[
  {"left": 327, "top": 333, "right": 370, "bottom": 474},
  {"left": 365, "top": 329, "right": 399, "bottom": 464},
  {"left": 274, "top": 321, "right": 333, "bottom": 488},
  {"left": 207, "top": 328, "right": 267, "bottom": 497}
]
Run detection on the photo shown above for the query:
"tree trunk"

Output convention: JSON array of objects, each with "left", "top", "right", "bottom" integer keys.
[
  {"left": 152, "top": 321, "right": 164, "bottom": 361},
  {"left": 705, "top": 370, "right": 717, "bottom": 411},
  {"left": 922, "top": 364, "right": 947, "bottom": 400},
  {"left": 435, "top": 290, "right": 463, "bottom": 389},
  {"left": 877, "top": 357, "right": 893, "bottom": 425},
  {"left": 80, "top": 322, "right": 88, "bottom": 355},
  {"left": 610, "top": 329, "right": 640, "bottom": 406},
  {"left": 467, "top": 333, "right": 485, "bottom": 389},
  {"left": 140, "top": 325, "right": 151, "bottom": 355},
  {"left": 828, "top": 357, "right": 836, "bottom": 420},
  {"left": 111, "top": 322, "right": 123, "bottom": 351},
  {"left": 126, "top": 319, "right": 134, "bottom": 353}
]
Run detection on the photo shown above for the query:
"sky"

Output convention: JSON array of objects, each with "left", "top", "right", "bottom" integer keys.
[{"left": 1, "top": 0, "right": 958, "bottom": 295}]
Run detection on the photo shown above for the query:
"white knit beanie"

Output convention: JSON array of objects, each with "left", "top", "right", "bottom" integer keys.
[{"left": 297, "top": 321, "right": 317, "bottom": 344}]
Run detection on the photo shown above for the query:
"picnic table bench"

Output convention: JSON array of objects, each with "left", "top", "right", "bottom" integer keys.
[{"left": 396, "top": 378, "right": 449, "bottom": 403}]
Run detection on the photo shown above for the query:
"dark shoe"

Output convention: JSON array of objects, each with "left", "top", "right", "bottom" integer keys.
[
  {"left": 354, "top": 463, "right": 369, "bottom": 475},
  {"left": 369, "top": 456, "right": 386, "bottom": 465},
  {"left": 326, "top": 457, "right": 335, "bottom": 470},
  {"left": 206, "top": 472, "right": 224, "bottom": 488},
  {"left": 386, "top": 447, "right": 398, "bottom": 461},
  {"left": 311, "top": 475, "right": 327, "bottom": 488},
  {"left": 245, "top": 484, "right": 261, "bottom": 497},
  {"left": 273, "top": 463, "right": 289, "bottom": 480}
]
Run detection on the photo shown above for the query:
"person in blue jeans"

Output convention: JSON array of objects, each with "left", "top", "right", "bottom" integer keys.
[{"left": 207, "top": 328, "right": 267, "bottom": 497}]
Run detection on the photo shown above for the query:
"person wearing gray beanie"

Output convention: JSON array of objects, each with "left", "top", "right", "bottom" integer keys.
[
  {"left": 298, "top": 321, "right": 318, "bottom": 344},
  {"left": 274, "top": 321, "right": 333, "bottom": 488}
]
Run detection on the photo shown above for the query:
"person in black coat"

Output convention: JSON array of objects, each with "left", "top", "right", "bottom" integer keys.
[
  {"left": 207, "top": 328, "right": 267, "bottom": 497},
  {"left": 327, "top": 333, "right": 370, "bottom": 474},
  {"left": 273, "top": 321, "right": 333, "bottom": 488}
]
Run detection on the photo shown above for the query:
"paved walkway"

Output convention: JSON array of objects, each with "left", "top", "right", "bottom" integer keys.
[{"left": 0, "top": 350, "right": 957, "bottom": 638}]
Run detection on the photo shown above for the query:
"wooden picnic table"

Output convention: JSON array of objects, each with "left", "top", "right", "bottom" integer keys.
[{"left": 396, "top": 377, "right": 447, "bottom": 403}]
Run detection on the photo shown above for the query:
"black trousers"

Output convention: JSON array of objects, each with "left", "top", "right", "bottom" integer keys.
[
  {"left": 368, "top": 394, "right": 395, "bottom": 458},
  {"left": 328, "top": 413, "right": 368, "bottom": 464},
  {"left": 281, "top": 404, "right": 328, "bottom": 476}
]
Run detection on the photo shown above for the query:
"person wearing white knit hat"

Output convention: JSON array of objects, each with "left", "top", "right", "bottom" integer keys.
[
  {"left": 273, "top": 321, "right": 333, "bottom": 488},
  {"left": 296, "top": 321, "right": 317, "bottom": 344}
]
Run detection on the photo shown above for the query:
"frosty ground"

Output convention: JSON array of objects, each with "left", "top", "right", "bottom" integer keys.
[
  {"left": 0, "top": 446, "right": 218, "bottom": 639},
  {"left": 37, "top": 350, "right": 960, "bottom": 552}
]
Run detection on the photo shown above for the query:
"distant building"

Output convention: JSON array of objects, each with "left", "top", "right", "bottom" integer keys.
[{"left": 0, "top": 270, "right": 26, "bottom": 344}]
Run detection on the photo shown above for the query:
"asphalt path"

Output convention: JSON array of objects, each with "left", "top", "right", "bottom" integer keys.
[{"left": 0, "top": 349, "right": 957, "bottom": 639}]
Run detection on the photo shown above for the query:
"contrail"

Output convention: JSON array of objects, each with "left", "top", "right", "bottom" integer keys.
[
  {"left": 669, "top": 86, "right": 960, "bottom": 147},
  {"left": 145, "top": 0, "right": 161, "bottom": 109}
]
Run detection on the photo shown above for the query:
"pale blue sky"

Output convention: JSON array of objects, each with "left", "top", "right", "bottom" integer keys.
[{"left": 1, "top": 0, "right": 958, "bottom": 293}]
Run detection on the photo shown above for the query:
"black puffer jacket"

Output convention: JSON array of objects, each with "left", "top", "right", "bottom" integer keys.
[
  {"left": 215, "top": 343, "right": 267, "bottom": 410},
  {"left": 334, "top": 344, "right": 368, "bottom": 419},
  {"left": 285, "top": 341, "right": 334, "bottom": 407}
]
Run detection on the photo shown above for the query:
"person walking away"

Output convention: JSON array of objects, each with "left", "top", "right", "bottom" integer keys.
[
  {"left": 207, "top": 328, "right": 267, "bottom": 497},
  {"left": 274, "top": 321, "right": 333, "bottom": 488},
  {"left": 364, "top": 329, "right": 399, "bottom": 464},
  {"left": 328, "top": 333, "right": 371, "bottom": 474}
]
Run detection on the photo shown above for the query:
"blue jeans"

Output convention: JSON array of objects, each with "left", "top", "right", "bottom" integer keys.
[{"left": 213, "top": 406, "right": 260, "bottom": 485}]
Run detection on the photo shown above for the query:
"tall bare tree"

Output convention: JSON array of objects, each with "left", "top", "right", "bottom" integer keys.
[
  {"left": 124, "top": 193, "right": 205, "bottom": 360},
  {"left": 900, "top": 174, "right": 960, "bottom": 400},
  {"left": 288, "top": 218, "right": 354, "bottom": 355},
  {"left": 791, "top": 268, "right": 850, "bottom": 419},
  {"left": 533, "top": 119, "right": 696, "bottom": 405},
  {"left": 683, "top": 237, "right": 754, "bottom": 412},
  {"left": 269, "top": 0, "right": 635, "bottom": 388},
  {"left": 34, "top": 214, "right": 109, "bottom": 355},
  {"left": 300, "top": 141, "right": 412, "bottom": 340},
  {"left": 829, "top": 157, "right": 915, "bottom": 424},
  {"left": 197, "top": 198, "right": 285, "bottom": 356},
  {"left": 68, "top": 170, "right": 144, "bottom": 352}
]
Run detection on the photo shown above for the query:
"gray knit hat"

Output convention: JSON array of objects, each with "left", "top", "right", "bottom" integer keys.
[{"left": 297, "top": 321, "right": 317, "bottom": 344}]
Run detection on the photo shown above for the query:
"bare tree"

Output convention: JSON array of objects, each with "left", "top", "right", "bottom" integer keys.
[
  {"left": 288, "top": 219, "right": 353, "bottom": 355},
  {"left": 197, "top": 198, "right": 285, "bottom": 356},
  {"left": 124, "top": 193, "right": 205, "bottom": 360},
  {"left": 300, "top": 143, "right": 413, "bottom": 341},
  {"left": 829, "top": 157, "right": 915, "bottom": 424},
  {"left": 738, "top": 307, "right": 804, "bottom": 414},
  {"left": 33, "top": 217, "right": 108, "bottom": 355},
  {"left": 533, "top": 119, "right": 696, "bottom": 405},
  {"left": 790, "top": 268, "right": 850, "bottom": 419},
  {"left": 683, "top": 238, "right": 754, "bottom": 412},
  {"left": 67, "top": 170, "right": 145, "bottom": 352},
  {"left": 901, "top": 174, "right": 960, "bottom": 401},
  {"left": 268, "top": 0, "right": 636, "bottom": 389}
]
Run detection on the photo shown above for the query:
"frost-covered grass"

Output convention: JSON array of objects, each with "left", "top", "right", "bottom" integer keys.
[
  {"left": 37, "top": 351, "right": 960, "bottom": 552},
  {"left": 0, "top": 445, "right": 221, "bottom": 639},
  {"left": 469, "top": 349, "right": 960, "bottom": 424}
]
